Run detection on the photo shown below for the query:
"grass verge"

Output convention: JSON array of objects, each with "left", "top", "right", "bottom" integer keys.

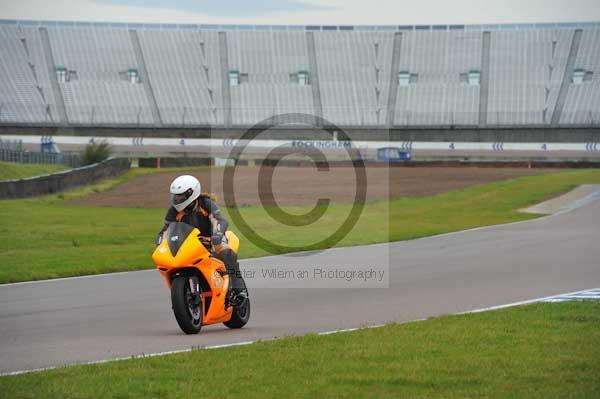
[
  {"left": 0, "top": 161, "right": 67, "bottom": 180},
  {"left": 0, "top": 169, "right": 599, "bottom": 283},
  {"left": 1, "top": 301, "right": 599, "bottom": 398}
]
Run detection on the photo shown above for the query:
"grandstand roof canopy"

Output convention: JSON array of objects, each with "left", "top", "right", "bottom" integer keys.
[{"left": 1, "top": 18, "right": 599, "bottom": 32}]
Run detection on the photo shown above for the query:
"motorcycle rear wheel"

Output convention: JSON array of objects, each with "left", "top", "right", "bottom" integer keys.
[{"left": 171, "top": 276, "right": 202, "bottom": 334}]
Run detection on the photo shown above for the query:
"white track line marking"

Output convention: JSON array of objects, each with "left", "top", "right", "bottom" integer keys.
[
  {"left": 556, "top": 186, "right": 600, "bottom": 215},
  {"left": 0, "top": 270, "right": 153, "bottom": 287},
  {"left": 457, "top": 288, "right": 600, "bottom": 315},
  {"left": 2, "top": 287, "right": 598, "bottom": 377},
  {"left": 1, "top": 341, "right": 257, "bottom": 377},
  {"left": 319, "top": 327, "right": 359, "bottom": 335}
]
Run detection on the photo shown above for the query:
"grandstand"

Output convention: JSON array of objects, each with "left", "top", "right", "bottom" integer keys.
[{"left": 0, "top": 20, "right": 599, "bottom": 129}]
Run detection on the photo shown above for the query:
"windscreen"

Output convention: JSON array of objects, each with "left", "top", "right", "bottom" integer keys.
[{"left": 165, "top": 222, "right": 196, "bottom": 256}]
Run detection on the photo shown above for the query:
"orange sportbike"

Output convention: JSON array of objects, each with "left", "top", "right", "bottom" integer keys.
[{"left": 152, "top": 222, "right": 250, "bottom": 334}]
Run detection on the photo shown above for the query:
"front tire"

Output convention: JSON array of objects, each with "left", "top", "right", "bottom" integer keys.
[
  {"left": 223, "top": 298, "right": 250, "bottom": 329},
  {"left": 171, "top": 276, "right": 202, "bottom": 334}
]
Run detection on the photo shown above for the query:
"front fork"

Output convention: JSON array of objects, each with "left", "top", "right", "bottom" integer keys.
[{"left": 188, "top": 276, "right": 201, "bottom": 307}]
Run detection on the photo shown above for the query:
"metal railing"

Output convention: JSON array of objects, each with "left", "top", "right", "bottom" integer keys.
[
  {"left": 0, "top": 138, "right": 24, "bottom": 151},
  {"left": 1, "top": 104, "right": 599, "bottom": 128},
  {"left": 0, "top": 149, "right": 81, "bottom": 168}
]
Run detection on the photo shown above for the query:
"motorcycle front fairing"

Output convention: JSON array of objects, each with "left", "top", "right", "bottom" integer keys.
[{"left": 152, "top": 223, "right": 225, "bottom": 286}]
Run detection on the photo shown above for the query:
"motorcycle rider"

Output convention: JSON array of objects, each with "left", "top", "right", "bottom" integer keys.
[{"left": 157, "top": 175, "right": 248, "bottom": 307}]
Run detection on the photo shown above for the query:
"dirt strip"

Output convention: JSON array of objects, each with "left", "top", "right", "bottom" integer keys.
[{"left": 74, "top": 166, "right": 553, "bottom": 208}]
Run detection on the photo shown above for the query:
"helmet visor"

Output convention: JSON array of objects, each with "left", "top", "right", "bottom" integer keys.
[{"left": 172, "top": 188, "right": 193, "bottom": 206}]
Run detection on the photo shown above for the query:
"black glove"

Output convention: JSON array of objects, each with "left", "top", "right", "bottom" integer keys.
[
  {"left": 211, "top": 232, "right": 224, "bottom": 246},
  {"left": 197, "top": 233, "right": 210, "bottom": 245}
]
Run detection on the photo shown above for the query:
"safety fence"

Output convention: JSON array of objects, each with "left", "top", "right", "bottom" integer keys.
[{"left": 0, "top": 148, "right": 81, "bottom": 168}]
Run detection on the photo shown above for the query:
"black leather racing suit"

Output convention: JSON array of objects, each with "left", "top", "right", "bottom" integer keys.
[{"left": 158, "top": 196, "right": 247, "bottom": 292}]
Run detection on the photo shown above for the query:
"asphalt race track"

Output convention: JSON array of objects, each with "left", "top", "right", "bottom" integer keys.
[{"left": 1, "top": 199, "right": 600, "bottom": 374}]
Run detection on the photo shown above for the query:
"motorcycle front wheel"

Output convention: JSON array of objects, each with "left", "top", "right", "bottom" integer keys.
[{"left": 171, "top": 276, "right": 202, "bottom": 334}]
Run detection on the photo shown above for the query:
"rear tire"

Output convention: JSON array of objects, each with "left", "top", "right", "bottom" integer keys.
[
  {"left": 223, "top": 298, "right": 250, "bottom": 329},
  {"left": 171, "top": 276, "right": 202, "bottom": 334}
]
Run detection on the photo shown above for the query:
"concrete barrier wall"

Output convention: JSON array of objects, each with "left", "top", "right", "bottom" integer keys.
[
  {"left": 1, "top": 126, "right": 599, "bottom": 143},
  {"left": 4, "top": 134, "right": 599, "bottom": 153},
  {"left": 0, "top": 158, "right": 130, "bottom": 199}
]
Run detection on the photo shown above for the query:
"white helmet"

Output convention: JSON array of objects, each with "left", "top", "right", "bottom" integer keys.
[{"left": 170, "top": 175, "right": 201, "bottom": 212}]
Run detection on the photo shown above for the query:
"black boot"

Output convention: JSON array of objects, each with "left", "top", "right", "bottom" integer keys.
[
  {"left": 229, "top": 288, "right": 248, "bottom": 308},
  {"left": 218, "top": 249, "right": 248, "bottom": 308}
]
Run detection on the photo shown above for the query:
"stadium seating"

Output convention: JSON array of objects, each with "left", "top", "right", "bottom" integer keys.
[
  {"left": 487, "top": 29, "right": 573, "bottom": 125},
  {"left": 0, "top": 26, "right": 56, "bottom": 123},
  {"left": 47, "top": 26, "right": 153, "bottom": 125},
  {"left": 137, "top": 29, "right": 223, "bottom": 125},
  {"left": 0, "top": 21, "right": 598, "bottom": 128},
  {"left": 314, "top": 31, "right": 394, "bottom": 126},
  {"left": 560, "top": 30, "right": 600, "bottom": 125},
  {"left": 394, "top": 30, "right": 482, "bottom": 126},
  {"left": 228, "top": 31, "right": 314, "bottom": 125}
]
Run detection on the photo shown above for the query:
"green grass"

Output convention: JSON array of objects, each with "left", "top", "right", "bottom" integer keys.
[
  {"left": 1, "top": 301, "right": 599, "bottom": 398},
  {"left": 1, "top": 169, "right": 599, "bottom": 283},
  {"left": 0, "top": 161, "right": 67, "bottom": 180}
]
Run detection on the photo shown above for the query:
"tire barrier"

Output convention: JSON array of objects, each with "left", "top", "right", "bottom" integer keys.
[{"left": 137, "top": 157, "right": 212, "bottom": 168}]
